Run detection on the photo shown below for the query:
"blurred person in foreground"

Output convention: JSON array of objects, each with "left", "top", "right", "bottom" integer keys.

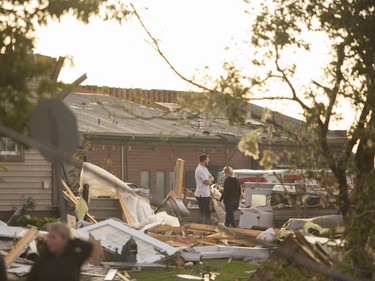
[
  {"left": 220, "top": 166, "right": 241, "bottom": 227},
  {"left": 27, "top": 223, "right": 92, "bottom": 281},
  {"left": 195, "top": 153, "right": 214, "bottom": 224}
]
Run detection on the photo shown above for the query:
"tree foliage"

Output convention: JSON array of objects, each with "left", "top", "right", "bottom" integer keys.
[
  {"left": 0, "top": 0, "right": 131, "bottom": 134},
  {"left": 237, "top": 0, "right": 375, "bottom": 277}
]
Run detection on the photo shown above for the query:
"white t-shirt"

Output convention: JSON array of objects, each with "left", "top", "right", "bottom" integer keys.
[{"left": 194, "top": 164, "right": 211, "bottom": 197}]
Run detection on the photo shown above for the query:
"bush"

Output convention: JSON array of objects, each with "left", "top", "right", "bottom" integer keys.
[{"left": 10, "top": 217, "right": 58, "bottom": 228}]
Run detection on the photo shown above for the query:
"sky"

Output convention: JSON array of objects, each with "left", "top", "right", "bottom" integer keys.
[{"left": 34, "top": 0, "right": 354, "bottom": 130}]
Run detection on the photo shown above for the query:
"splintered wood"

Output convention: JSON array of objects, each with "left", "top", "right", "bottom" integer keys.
[
  {"left": 145, "top": 223, "right": 265, "bottom": 248},
  {"left": 61, "top": 180, "right": 97, "bottom": 223},
  {"left": 4, "top": 227, "right": 38, "bottom": 268},
  {"left": 117, "top": 191, "right": 134, "bottom": 225},
  {"left": 174, "top": 158, "right": 185, "bottom": 197}
]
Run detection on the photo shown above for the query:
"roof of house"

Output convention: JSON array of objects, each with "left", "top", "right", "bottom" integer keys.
[
  {"left": 64, "top": 91, "right": 346, "bottom": 146},
  {"left": 64, "top": 92, "right": 255, "bottom": 143}
]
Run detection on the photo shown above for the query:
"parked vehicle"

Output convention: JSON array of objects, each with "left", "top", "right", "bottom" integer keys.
[
  {"left": 217, "top": 169, "right": 289, "bottom": 185},
  {"left": 218, "top": 168, "right": 354, "bottom": 186}
]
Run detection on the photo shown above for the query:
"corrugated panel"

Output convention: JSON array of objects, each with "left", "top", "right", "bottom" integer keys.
[{"left": 0, "top": 149, "right": 53, "bottom": 213}]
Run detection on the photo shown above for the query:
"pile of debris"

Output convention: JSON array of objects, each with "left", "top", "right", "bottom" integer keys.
[{"left": 0, "top": 163, "right": 353, "bottom": 281}]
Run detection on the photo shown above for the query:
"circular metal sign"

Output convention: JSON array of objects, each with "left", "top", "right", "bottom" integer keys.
[{"left": 30, "top": 99, "right": 79, "bottom": 162}]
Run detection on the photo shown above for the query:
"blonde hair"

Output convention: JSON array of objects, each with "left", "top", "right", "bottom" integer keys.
[
  {"left": 47, "top": 223, "right": 71, "bottom": 241},
  {"left": 223, "top": 166, "right": 234, "bottom": 176}
]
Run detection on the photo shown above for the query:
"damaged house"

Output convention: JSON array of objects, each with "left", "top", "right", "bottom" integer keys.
[
  {"left": 64, "top": 86, "right": 347, "bottom": 200},
  {"left": 0, "top": 82, "right": 346, "bottom": 220}
]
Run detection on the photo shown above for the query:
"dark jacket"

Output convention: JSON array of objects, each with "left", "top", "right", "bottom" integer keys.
[
  {"left": 0, "top": 256, "right": 7, "bottom": 281},
  {"left": 27, "top": 239, "right": 92, "bottom": 281},
  {"left": 220, "top": 176, "right": 241, "bottom": 203}
]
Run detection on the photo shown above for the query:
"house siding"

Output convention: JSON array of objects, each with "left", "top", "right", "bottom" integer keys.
[{"left": 0, "top": 149, "right": 53, "bottom": 212}]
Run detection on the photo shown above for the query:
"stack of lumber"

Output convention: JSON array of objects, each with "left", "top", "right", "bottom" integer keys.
[{"left": 145, "top": 223, "right": 269, "bottom": 248}]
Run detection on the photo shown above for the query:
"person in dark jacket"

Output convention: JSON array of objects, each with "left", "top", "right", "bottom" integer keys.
[
  {"left": 27, "top": 223, "right": 92, "bottom": 281},
  {"left": 0, "top": 255, "right": 7, "bottom": 281},
  {"left": 220, "top": 166, "right": 241, "bottom": 227}
]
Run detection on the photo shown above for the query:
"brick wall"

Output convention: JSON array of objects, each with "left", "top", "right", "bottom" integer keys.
[{"left": 85, "top": 141, "right": 251, "bottom": 198}]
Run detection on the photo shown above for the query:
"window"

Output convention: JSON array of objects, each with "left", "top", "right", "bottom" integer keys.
[
  {"left": 156, "top": 171, "right": 166, "bottom": 198},
  {"left": 0, "top": 137, "right": 18, "bottom": 155},
  {"left": 0, "top": 101, "right": 24, "bottom": 161},
  {"left": 140, "top": 171, "right": 150, "bottom": 188},
  {"left": 169, "top": 170, "right": 175, "bottom": 190},
  {"left": 185, "top": 170, "right": 196, "bottom": 189},
  {"left": 0, "top": 137, "right": 24, "bottom": 162}
]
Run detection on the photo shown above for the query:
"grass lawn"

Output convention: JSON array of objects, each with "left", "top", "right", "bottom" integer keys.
[
  {"left": 129, "top": 259, "right": 256, "bottom": 281},
  {"left": 15, "top": 260, "right": 256, "bottom": 281}
]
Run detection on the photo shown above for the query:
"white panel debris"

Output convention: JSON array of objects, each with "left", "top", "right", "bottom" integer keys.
[{"left": 76, "top": 219, "right": 178, "bottom": 263}]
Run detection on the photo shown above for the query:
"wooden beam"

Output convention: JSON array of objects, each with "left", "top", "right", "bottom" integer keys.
[
  {"left": 63, "top": 190, "right": 77, "bottom": 205},
  {"left": 148, "top": 233, "right": 255, "bottom": 247},
  {"left": 61, "top": 180, "right": 77, "bottom": 200},
  {"left": 6, "top": 205, "right": 23, "bottom": 224},
  {"left": 116, "top": 272, "right": 131, "bottom": 281},
  {"left": 56, "top": 73, "right": 87, "bottom": 100},
  {"left": 174, "top": 158, "right": 185, "bottom": 197},
  {"left": 104, "top": 269, "right": 118, "bottom": 281},
  {"left": 4, "top": 227, "right": 38, "bottom": 268},
  {"left": 51, "top": 56, "right": 65, "bottom": 82},
  {"left": 185, "top": 223, "right": 217, "bottom": 232},
  {"left": 62, "top": 180, "right": 97, "bottom": 224},
  {"left": 185, "top": 223, "right": 263, "bottom": 238},
  {"left": 117, "top": 191, "right": 134, "bottom": 225},
  {"left": 148, "top": 234, "right": 217, "bottom": 244},
  {"left": 145, "top": 224, "right": 186, "bottom": 234},
  {"left": 101, "top": 262, "right": 175, "bottom": 269}
]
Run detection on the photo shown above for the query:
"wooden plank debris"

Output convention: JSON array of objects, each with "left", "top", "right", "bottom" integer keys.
[
  {"left": 145, "top": 224, "right": 186, "bottom": 234},
  {"left": 186, "top": 223, "right": 216, "bottom": 232},
  {"left": 102, "top": 262, "right": 175, "bottom": 269},
  {"left": 116, "top": 272, "right": 131, "bottom": 281},
  {"left": 144, "top": 222, "right": 272, "bottom": 248},
  {"left": 104, "top": 269, "right": 118, "bottom": 280},
  {"left": 174, "top": 158, "right": 185, "bottom": 197},
  {"left": 266, "top": 233, "right": 361, "bottom": 281},
  {"left": 4, "top": 227, "right": 38, "bottom": 268},
  {"left": 6, "top": 205, "right": 23, "bottom": 225},
  {"left": 148, "top": 233, "right": 256, "bottom": 247},
  {"left": 117, "top": 191, "right": 134, "bottom": 225},
  {"left": 56, "top": 73, "right": 87, "bottom": 99},
  {"left": 61, "top": 180, "right": 77, "bottom": 200}
]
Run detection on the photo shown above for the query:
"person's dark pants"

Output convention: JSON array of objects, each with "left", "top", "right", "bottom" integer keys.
[
  {"left": 0, "top": 256, "right": 7, "bottom": 281},
  {"left": 196, "top": 196, "right": 211, "bottom": 224},
  {"left": 224, "top": 200, "right": 239, "bottom": 227}
]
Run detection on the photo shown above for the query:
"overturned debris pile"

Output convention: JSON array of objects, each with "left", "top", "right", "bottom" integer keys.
[
  {"left": 0, "top": 162, "right": 354, "bottom": 281},
  {"left": 250, "top": 232, "right": 361, "bottom": 281},
  {"left": 145, "top": 223, "right": 270, "bottom": 248}
]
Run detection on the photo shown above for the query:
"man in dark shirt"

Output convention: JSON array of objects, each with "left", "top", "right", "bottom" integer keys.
[{"left": 220, "top": 166, "right": 241, "bottom": 227}]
